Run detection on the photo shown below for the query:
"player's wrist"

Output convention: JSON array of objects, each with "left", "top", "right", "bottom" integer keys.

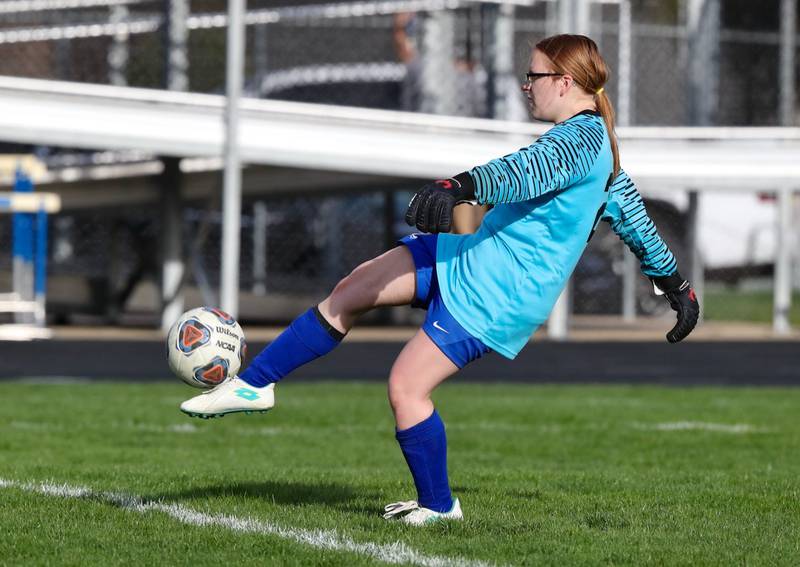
[
  {"left": 651, "top": 270, "right": 699, "bottom": 343},
  {"left": 652, "top": 272, "right": 688, "bottom": 294},
  {"left": 451, "top": 172, "right": 476, "bottom": 203}
]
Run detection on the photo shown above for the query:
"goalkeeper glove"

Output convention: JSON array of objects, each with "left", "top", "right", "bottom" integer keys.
[
  {"left": 405, "top": 173, "right": 476, "bottom": 233},
  {"left": 652, "top": 272, "right": 700, "bottom": 343}
]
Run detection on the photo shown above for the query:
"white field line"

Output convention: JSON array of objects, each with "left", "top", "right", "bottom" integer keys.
[
  {"left": 9, "top": 420, "right": 56, "bottom": 431},
  {"left": 8, "top": 421, "right": 204, "bottom": 434},
  {"left": 0, "top": 478, "right": 498, "bottom": 567},
  {"left": 8, "top": 420, "right": 567, "bottom": 436},
  {"left": 131, "top": 422, "right": 549, "bottom": 436},
  {"left": 633, "top": 421, "right": 770, "bottom": 434}
]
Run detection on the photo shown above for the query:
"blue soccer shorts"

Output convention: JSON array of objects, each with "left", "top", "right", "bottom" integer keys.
[{"left": 399, "top": 233, "right": 490, "bottom": 368}]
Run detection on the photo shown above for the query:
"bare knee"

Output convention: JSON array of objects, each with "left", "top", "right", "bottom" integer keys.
[{"left": 387, "top": 369, "right": 428, "bottom": 415}]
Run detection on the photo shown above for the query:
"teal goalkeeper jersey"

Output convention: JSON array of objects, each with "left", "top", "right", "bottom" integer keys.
[{"left": 435, "top": 110, "right": 677, "bottom": 359}]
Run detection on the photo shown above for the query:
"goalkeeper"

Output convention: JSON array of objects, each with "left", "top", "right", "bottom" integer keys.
[{"left": 181, "top": 34, "right": 700, "bottom": 525}]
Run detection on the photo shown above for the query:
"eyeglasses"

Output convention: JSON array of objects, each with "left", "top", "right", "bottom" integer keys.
[{"left": 524, "top": 72, "right": 563, "bottom": 85}]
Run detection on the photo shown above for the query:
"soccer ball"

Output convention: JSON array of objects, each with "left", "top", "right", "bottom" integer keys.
[{"left": 166, "top": 307, "right": 247, "bottom": 388}]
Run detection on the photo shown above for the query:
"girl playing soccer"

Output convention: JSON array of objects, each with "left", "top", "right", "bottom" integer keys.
[{"left": 180, "top": 34, "right": 700, "bottom": 525}]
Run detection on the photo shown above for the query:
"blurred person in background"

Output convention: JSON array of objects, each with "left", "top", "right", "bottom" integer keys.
[
  {"left": 393, "top": 10, "right": 490, "bottom": 234},
  {"left": 181, "top": 34, "right": 700, "bottom": 525}
]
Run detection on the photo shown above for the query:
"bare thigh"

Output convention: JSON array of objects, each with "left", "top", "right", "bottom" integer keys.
[
  {"left": 388, "top": 329, "right": 459, "bottom": 429},
  {"left": 318, "top": 245, "right": 416, "bottom": 332}
]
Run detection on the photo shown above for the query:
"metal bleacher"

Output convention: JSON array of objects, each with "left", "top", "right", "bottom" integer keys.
[{"left": 1, "top": 75, "right": 799, "bottom": 195}]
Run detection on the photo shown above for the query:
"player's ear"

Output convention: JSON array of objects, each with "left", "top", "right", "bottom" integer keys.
[{"left": 559, "top": 74, "right": 573, "bottom": 96}]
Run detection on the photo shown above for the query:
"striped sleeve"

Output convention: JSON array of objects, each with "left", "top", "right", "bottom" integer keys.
[
  {"left": 468, "top": 116, "right": 605, "bottom": 204},
  {"left": 601, "top": 169, "right": 678, "bottom": 277}
]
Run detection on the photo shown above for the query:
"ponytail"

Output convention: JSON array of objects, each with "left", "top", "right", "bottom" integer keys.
[{"left": 595, "top": 89, "right": 620, "bottom": 177}]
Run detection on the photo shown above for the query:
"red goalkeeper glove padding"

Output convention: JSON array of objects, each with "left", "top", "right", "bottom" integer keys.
[
  {"left": 652, "top": 272, "right": 700, "bottom": 343},
  {"left": 405, "top": 172, "right": 476, "bottom": 233}
]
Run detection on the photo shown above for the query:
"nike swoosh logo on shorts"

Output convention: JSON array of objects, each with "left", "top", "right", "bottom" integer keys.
[{"left": 432, "top": 320, "right": 449, "bottom": 334}]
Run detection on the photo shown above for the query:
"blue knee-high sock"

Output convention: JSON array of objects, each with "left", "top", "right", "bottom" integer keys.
[
  {"left": 395, "top": 410, "right": 453, "bottom": 513},
  {"left": 240, "top": 307, "right": 345, "bottom": 387}
]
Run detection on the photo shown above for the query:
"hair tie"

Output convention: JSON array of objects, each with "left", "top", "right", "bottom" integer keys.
[{"left": 595, "top": 87, "right": 604, "bottom": 95}]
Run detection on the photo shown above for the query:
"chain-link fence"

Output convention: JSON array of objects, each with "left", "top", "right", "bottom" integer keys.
[
  {"left": 0, "top": 0, "right": 797, "bottom": 329},
  {"left": 1, "top": 1, "right": 795, "bottom": 123},
  {"left": 38, "top": 189, "right": 410, "bottom": 325},
  {"left": 33, "top": 185, "right": 800, "bottom": 330}
]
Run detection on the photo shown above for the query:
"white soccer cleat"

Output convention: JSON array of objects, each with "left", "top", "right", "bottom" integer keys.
[
  {"left": 382, "top": 498, "right": 463, "bottom": 526},
  {"left": 180, "top": 377, "right": 275, "bottom": 419}
]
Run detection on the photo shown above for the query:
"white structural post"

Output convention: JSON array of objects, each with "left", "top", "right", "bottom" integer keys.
[
  {"left": 779, "top": 0, "right": 796, "bottom": 127},
  {"left": 573, "top": 0, "right": 591, "bottom": 36},
  {"left": 164, "top": 0, "right": 189, "bottom": 91},
  {"left": 622, "top": 252, "right": 637, "bottom": 322},
  {"left": 557, "top": 0, "right": 573, "bottom": 33},
  {"left": 491, "top": 3, "right": 515, "bottom": 121},
  {"left": 160, "top": 0, "right": 189, "bottom": 331},
  {"left": 557, "top": 0, "right": 591, "bottom": 36},
  {"left": 617, "top": 0, "right": 636, "bottom": 322},
  {"left": 785, "top": 0, "right": 800, "bottom": 304},
  {"left": 160, "top": 158, "right": 184, "bottom": 331},
  {"left": 774, "top": 188, "right": 793, "bottom": 335},
  {"left": 548, "top": 0, "right": 591, "bottom": 339},
  {"left": 687, "top": 0, "right": 720, "bottom": 126},
  {"left": 548, "top": 0, "right": 579, "bottom": 339},
  {"left": 687, "top": 191, "right": 704, "bottom": 322},
  {"left": 421, "top": 11, "right": 456, "bottom": 115},
  {"left": 220, "top": 0, "right": 245, "bottom": 317},
  {"left": 549, "top": 281, "right": 571, "bottom": 341},
  {"left": 548, "top": 0, "right": 571, "bottom": 339},
  {"left": 685, "top": 0, "right": 717, "bottom": 324},
  {"left": 108, "top": 4, "right": 129, "bottom": 86},
  {"left": 617, "top": 0, "right": 632, "bottom": 126},
  {"left": 252, "top": 201, "right": 267, "bottom": 296}
]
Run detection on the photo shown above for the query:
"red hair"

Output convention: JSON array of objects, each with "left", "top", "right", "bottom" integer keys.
[{"left": 536, "top": 34, "right": 619, "bottom": 176}]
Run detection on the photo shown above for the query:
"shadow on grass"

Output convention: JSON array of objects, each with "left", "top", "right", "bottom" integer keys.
[
  {"left": 149, "top": 480, "right": 405, "bottom": 519},
  {"left": 149, "top": 480, "right": 360, "bottom": 508},
  {"left": 132, "top": 481, "right": 520, "bottom": 521}
]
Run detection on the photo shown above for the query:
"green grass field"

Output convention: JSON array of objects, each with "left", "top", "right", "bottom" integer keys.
[{"left": 2, "top": 381, "right": 799, "bottom": 566}]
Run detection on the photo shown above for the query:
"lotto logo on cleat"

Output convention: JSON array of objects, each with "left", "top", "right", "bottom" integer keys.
[{"left": 235, "top": 388, "right": 259, "bottom": 401}]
